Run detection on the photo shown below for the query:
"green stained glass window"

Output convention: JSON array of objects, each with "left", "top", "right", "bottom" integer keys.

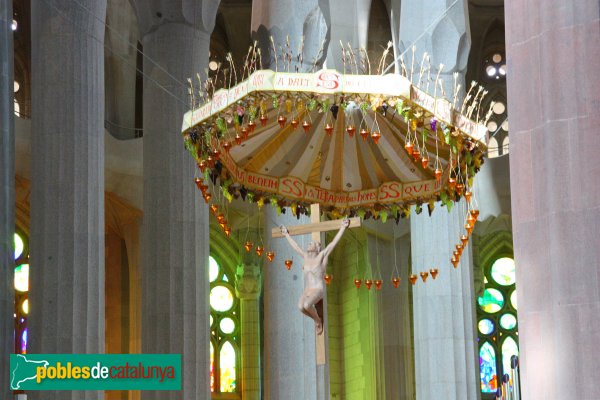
[
  {"left": 476, "top": 253, "right": 519, "bottom": 397},
  {"left": 501, "top": 337, "right": 519, "bottom": 375},
  {"left": 220, "top": 317, "right": 235, "bottom": 334},
  {"left": 209, "top": 256, "right": 219, "bottom": 282},
  {"left": 510, "top": 290, "right": 517, "bottom": 310},
  {"left": 14, "top": 233, "right": 24, "bottom": 260},
  {"left": 210, "top": 286, "right": 234, "bottom": 312},
  {"left": 219, "top": 341, "right": 237, "bottom": 392},
  {"left": 491, "top": 258, "right": 516, "bottom": 286},
  {"left": 209, "top": 255, "right": 239, "bottom": 396},
  {"left": 14, "top": 264, "right": 29, "bottom": 292},
  {"left": 499, "top": 313, "right": 517, "bottom": 330},
  {"left": 13, "top": 230, "right": 29, "bottom": 355},
  {"left": 478, "top": 319, "right": 495, "bottom": 335},
  {"left": 480, "top": 342, "right": 498, "bottom": 393},
  {"left": 478, "top": 288, "right": 504, "bottom": 313}
]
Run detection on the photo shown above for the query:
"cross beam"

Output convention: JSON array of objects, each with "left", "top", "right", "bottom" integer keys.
[{"left": 270, "top": 216, "right": 361, "bottom": 238}]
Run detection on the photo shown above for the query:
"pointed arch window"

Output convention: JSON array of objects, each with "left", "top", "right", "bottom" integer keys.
[{"left": 209, "top": 255, "right": 240, "bottom": 396}]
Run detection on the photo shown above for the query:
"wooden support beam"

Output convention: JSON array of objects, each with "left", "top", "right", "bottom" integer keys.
[{"left": 270, "top": 216, "right": 361, "bottom": 238}]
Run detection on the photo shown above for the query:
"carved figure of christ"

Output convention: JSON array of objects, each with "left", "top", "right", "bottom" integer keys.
[
  {"left": 279, "top": 217, "right": 350, "bottom": 334},
  {"left": 271, "top": 204, "right": 361, "bottom": 365}
]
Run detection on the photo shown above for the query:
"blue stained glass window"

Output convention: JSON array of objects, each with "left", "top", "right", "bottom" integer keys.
[{"left": 480, "top": 342, "right": 498, "bottom": 393}]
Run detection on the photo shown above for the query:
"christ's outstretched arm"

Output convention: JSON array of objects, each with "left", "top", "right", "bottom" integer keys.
[
  {"left": 323, "top": 218, "right": 350, "bottom": 256},
  {"left": 280, "top": 225, "right": 306, "bottom": 258}
]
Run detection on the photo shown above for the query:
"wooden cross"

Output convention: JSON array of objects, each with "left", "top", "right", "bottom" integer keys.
[{"left": 271, "top": 204, "right": 361, "bottom": 365}]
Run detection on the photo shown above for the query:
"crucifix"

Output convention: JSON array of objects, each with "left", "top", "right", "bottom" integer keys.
[{"left": 271, "top": 204, "right": 361, "bottom": 365}]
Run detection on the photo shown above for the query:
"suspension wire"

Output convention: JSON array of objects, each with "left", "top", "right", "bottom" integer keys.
[{"left": 382, "top": 0, "right": 460, "bottom": 75}]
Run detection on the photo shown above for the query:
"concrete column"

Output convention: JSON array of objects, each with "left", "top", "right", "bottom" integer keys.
[
  {"left": 28, "top": 1, "right": 107, "bottom": 399},
  {"left": 400, "top": 2, "right": 478, "bottom": 398},
  {"left": 383, "top": 223, "right": 415, "bottom": 400},
  {"left": 505, "top": 1, "right": 600, "bottom": 398},
  {"left": 251, "top": 0, "right": 330, "bottom": 72},
  {"left": 263, "top": 209, "right": 317, "bottom": 400},
  {"left": 399, "top": 0, "right": 471, "bottom": 97},
  {"left": 132, "top": 2, "right": 219, "bottom": 399},
  {"left": 325, "top": 0, "right": 371, "bottom": 71},
  {"left": 410, "top": 204, "right": 479, "bottom": 400},
  {"left": 235, "top": 263, "right": 262, "bottom": 400},
  {"left": 0, "top": 0, "right": 15, "bottom": 397}
]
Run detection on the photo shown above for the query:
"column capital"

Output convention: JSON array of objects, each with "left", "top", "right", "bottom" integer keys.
[
  {"left": 235, "top": 263, "right": 262, "bottom": 300},
  {"left": 132, "top": 0, "right": 220, "bottom": 38}
]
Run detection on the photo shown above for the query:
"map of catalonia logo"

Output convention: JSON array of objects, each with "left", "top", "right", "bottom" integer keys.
[
  {"left": 9, "top": 354, "right": 182, "bottom": 390},
  {"left": 11, "top": 354, "right": 49, "bottom": 390}
]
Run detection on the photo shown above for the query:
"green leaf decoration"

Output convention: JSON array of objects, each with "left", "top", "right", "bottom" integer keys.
[
  {"left": 216, "top": 117, "right": 226, "bottom": 133},
  {"left": 440, "top": 191, "right": 448, "bottom": 203},
  {"left": 360, "top": 102, "right": 370, "bottom": 112},
  {"left": 391, "top": 204, "right": 399, "bottom": 218},
  {"left": 270, "top": 196, "right": 278, "bottom": 207},
  {"left": 357, "top": 209, "right": 366, "bottom": 219},
  {"left": 380, "top": 211, "right": 388, "bottom": 223},
  {"left": 248, "top": 106, "right": 257, "bottom": 119},
  {"left": 247, "top": 192, "right": 255, "bottom": 203},
  {"left": 271, "top": 94, "right": 279, "bottom": 109},
  {"left": 320, "top": 99, "right": 330, "bottom": 113},
  {"left": 415, "top": 204, "right": 423, "bottom": 215},
  {"left": 445, "top": 199, "right": 454, "bottom": 212},
  {"left": 395, "top": 100, "right": 405, "bottom": 114},
  {"left": 307, "top": 99, "right": 317, "bottom": 111},
  {"left": 340, "top": 102, "right": 348, "bottom": 110}
]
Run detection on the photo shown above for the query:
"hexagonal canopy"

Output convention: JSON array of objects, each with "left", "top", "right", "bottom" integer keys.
[{"left": 182, "top": 69, "right": 487, "bottom": 219}]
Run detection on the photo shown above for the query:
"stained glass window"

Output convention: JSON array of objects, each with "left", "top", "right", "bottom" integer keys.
[
  {"left": 220, "top": 341, "right": 236, "bottom": 392},
  {"left": 478, "top": 288, "right": 504, "bottom": 313},
  {"left": 478, "top": 319, "right": 495, "bottom": 335},
  {"left": 480, "top": 342, "right": 498, "bottom": 393},
  {"left": 209, "top": 256, "right": 239, "bottom": 396},
  {"left": 477, "top": 256, "right": 520, "bottom": 398},
  {"left": 490, "top": 258, "right": 516, "bottom": 286},
  {"left": 13, "top": 231, "right": 29, "bottom": 354}
]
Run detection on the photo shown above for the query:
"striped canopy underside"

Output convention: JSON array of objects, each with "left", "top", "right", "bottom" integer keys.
[{"left": 228, "top": 104, "right": 451, "bottom": 194}]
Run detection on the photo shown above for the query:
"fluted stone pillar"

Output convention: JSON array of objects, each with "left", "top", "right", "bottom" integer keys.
[
  {"left": 29, "top": 1, "right": 107, "bottom": 399},
  {"left": 383, "top": 224, "right": 415, "bottom": 400},
  {"left": 251, "top": 0, "right": 330, "bottom": 72},
  {"left": 398, "top": 0, "right": 471, "bottom": 96},
  {"left": 505, "top": 1, "right": 600, "bottom": 399},
  {"left": 0, "top": 0, "right": 15, "bottom": 397},
  {"left": 325, "top": 0, "right": 371, "bottom": 71},
  {"left": 132, "top": 1, "right": 219, "bottom": 399},
  {"left": 400, "top": 2, "right": 479, "bottom": 399},
  {"left": 263, "top": 209, "right": 318, "bottom": 400},
  {"left": 410, "top": 204, "right": 479, "bottom": 400},
  {"left": 235, "top": 263, "right": 262, "bottom": 400}
]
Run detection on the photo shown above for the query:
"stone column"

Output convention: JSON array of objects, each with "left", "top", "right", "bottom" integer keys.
[
  {"left": 410, "top": 204, "right": 479, "bottom": 400},
  {"left": 505, "top": 1, "right": 600, "bottom": 399},
  {"left": 325, "top": 0, "right": 371, "bottom": 71},
  {"left": 28, "top": 1, "right": 107, "bottom": 399},
  {"left": 235, "top": 263, "right": 262, "bottom": 400},
  {"left": 0, "top": 0, "right": 14, "bottom": 397},
  {"left": 251, "top": 0, "right": 330, "bottom": 72},
  {"left": 263, "top": 209, "right": 317, "bottom": 400},
  {"left": 398, "top": 0, "right": 471, "bottom": 96},
  {"left": 383, "top": 222, "right": 415, "bottom": 400},
  {"left": 131, "top": 1, "right": 219, "bottom": 399},
  {"left": 400, "top": 2, "right": 479, "bottom": 399}
]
